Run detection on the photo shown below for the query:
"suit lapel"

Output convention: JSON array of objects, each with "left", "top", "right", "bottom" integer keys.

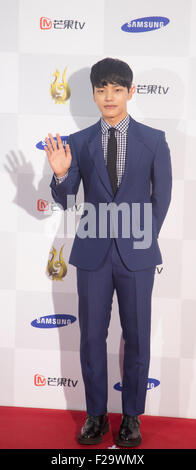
[
  {"left": 115, "top": 117, "right": 145, "bottom": 200},
  {"left": 88, "top": 120, "right": 114, "bottom": 197},
  {"left": 88, "top": 117, "right": 145, "bottom": 199}
]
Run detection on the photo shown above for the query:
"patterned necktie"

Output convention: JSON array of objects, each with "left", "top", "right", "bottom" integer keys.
[{"left": 107, "top": 127, "right": 118, "bottom": 195}]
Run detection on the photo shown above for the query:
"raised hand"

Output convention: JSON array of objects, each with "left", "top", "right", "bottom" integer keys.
[{"left": 44, "top": 133, "right": 72, "bottom": 178}]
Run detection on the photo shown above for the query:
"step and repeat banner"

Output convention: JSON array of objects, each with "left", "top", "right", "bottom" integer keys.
[{"left": 1, "top": 0, "right": 196, "bottom": 419}]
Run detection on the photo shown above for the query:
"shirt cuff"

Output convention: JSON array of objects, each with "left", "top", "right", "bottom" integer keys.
[{"left": 54, "top": 171, "right": 69, "bottom": 185}]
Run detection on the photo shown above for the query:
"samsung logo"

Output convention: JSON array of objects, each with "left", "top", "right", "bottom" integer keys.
[
  {"left": 114, "top": 382, "right": 122, "bottom": 391},
  {"left": 114, "top": 378, "right": 160, "bottom": 391},
  {"left": 36, "top": 136, "right": 68, "bottom": 150},
  {"left": 31, "top": 314, "right": 76, "bottom": 328},
  {"left": 121, "top": 16, "right": 169, "bottom": 33},
  {"left": 147, "top": 378, "right": 160, "bottom": 389}
]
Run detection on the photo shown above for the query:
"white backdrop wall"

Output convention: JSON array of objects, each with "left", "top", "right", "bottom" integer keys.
[{"left": 0, "top": 0, "right": 196, "bottom": 419}]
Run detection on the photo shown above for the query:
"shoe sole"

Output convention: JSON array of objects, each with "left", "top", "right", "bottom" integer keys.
[
  {"left": 77, "top": 421, "right": 109, "bottom": 445},
  {"left": 115, "top": 434, "right": 142, "bottom": 448}
]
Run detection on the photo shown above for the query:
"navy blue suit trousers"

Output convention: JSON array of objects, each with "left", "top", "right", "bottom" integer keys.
[{"left": 77, "top": 238, "right": 156, "bottom": 416}]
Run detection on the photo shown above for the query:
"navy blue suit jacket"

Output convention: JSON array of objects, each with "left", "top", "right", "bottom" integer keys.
[{"left": 50, "top": 116, "right": 172, "bottom": 271}]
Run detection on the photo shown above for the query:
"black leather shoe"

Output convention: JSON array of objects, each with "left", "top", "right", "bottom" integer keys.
[
  {"left": 115, "top": 415, "right": 142, "bottom": 447},
  {"left": 78, "top": 413, "right": 109, "bottom": 445}
]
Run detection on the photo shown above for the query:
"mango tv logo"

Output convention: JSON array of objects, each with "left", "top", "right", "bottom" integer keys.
[
  {"left": 114, "top": 378, "right": 160, "bottom": 391},
  {"left": 121, "top": 16, "right": 170, "bottom": 33}
]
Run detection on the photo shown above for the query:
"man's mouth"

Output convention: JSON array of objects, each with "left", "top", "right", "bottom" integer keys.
[{"left": 104, "top": 105, "right": 117, "bottom": 109}]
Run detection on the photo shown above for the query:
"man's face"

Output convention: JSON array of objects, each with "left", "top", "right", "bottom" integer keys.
[{"left": 93, "top": 82, "right": 134, "bottom": 123}]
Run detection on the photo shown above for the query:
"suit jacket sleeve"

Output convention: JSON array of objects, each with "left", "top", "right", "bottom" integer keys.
[
  {"left": 151, "top": 131, "right": 172, "bottom": 238},
  {"left": 49, "top": 134, "right": 81, "bottom": 211}
]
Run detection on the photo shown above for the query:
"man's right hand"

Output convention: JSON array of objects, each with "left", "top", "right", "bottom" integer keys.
[{"left": 44, "top": 133, "right": 72, "bottom": 178}]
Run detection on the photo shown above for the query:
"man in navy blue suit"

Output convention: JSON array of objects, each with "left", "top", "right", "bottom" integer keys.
[{"left": 45, "top": 58, "right": 172, "bottom": 447}]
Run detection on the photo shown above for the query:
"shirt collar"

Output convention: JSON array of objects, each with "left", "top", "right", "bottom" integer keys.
[{"left": 101, "top": 113, "right": 130, "bottom": 135}]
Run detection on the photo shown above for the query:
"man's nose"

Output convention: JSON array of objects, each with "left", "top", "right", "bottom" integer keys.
[
  {"left": 105, "top": 90, "right": 113, "bottom": 101},
  {"left": 105, "top": 91, "right": 114, "bottom": 101}
]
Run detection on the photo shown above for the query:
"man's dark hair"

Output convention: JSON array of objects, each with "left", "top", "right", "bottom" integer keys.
[{"left": 90, "top": 57, "right": 133, "bottom": 92}]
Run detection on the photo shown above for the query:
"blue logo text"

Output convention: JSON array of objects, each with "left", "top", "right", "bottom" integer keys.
[{"left": 121, "top": 17, "right": 169, "bottom": 33}]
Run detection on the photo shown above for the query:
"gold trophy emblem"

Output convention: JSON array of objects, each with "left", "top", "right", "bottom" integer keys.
[
  {"left": 50, "top": 67, "right": 71, "bottom": 104},
  {"left": 46, "top": 244, "right": 67, "bottom": 281}
]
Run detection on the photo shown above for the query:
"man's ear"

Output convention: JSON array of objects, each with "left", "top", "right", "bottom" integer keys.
[{"left": 128, "top": 85, "right": 135, "bottom": 100}]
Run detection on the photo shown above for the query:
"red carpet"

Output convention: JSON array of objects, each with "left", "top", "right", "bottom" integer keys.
[{"left": 0, "top": 406, "right": 195, "bottom": 449}]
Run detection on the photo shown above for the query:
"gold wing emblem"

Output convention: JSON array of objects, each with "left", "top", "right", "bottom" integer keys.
[
  {"left": 46, "top": 244, "right": 67, "bottom": 280},
  {"left": 50, "top": 67, "right": 71, "bottom": 104}
]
